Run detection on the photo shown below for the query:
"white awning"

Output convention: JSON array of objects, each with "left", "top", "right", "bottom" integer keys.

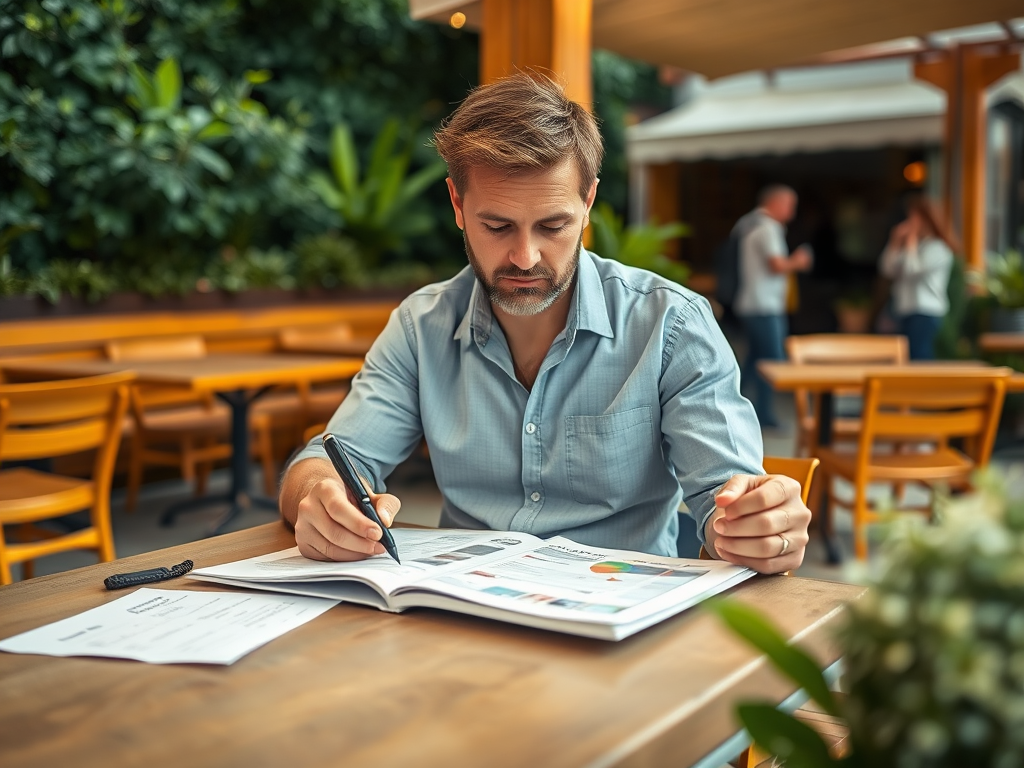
[{"left": 626, "top": 60, "right": 949, "bottom": 164}]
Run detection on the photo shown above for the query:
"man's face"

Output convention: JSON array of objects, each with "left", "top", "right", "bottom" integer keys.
[
  {"left": 764, "top": 191, "right": 798, "bottom": 224},
  {"left": 447, "top": 160, "right": 598, "bottom": 317}
]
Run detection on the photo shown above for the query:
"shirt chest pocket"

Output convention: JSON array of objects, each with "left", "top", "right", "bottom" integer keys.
[{"left": 565, "top": 406, "right": 656, "bottom": 509}]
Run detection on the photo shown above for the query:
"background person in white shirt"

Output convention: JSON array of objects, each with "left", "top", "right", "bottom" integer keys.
[
  {"left": 732, "top": 185, "right": 812, "bottom": 428},
  {"left": 879, "top": 197, "right": 955, "bottom": 360}
]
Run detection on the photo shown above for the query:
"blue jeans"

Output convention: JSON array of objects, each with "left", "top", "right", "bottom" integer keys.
[
  {"left": 740, "top": 314, "right": 787, "bottom": 426},
  {"left": 899, "top": 314, "right": 942, "bottom": 360}
]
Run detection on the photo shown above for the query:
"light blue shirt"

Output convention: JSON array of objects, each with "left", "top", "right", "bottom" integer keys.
[{"left": 290, "top": 251, "right": 763, "bottom": 557}]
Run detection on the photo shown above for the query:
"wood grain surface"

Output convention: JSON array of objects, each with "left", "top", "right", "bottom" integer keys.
[
  {"left": 3, "top": 354, "right": 364, "bottom": 393},
  {"left": 0, "top": 523, "right": 864, "bottom": 768},
  {"left": 758, "top": 360, "right": 999, "bottom": 392}
]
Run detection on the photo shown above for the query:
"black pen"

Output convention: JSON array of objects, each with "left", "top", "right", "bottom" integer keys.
[{"left": 322, "top": 433, "right": 401, "bottom": 564}]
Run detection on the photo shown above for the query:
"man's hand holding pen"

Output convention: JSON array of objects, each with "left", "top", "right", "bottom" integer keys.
[{"left": 294, "top": 469, "right": 402, "bottom": 563}]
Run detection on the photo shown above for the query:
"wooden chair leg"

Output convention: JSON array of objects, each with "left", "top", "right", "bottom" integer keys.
[
  {"left": 853, "top": 479, "right": 869, "bottom": 561},
  {"left": 0, "top": 540, "right": 12, "bottom": 586},
  {"left": 93, "top": 496, "right": 116, "bottom": 563},
  {"left": 126, "top": 433, "right": 144, "bottom": 513}
]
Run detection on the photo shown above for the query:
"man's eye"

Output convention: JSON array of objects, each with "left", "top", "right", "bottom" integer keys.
[
  {"left": 483, "top": 224, "right": 509, "bottom": 233},
  {"left": 541, "top": 224, "right": 568, "bottom": 233}
]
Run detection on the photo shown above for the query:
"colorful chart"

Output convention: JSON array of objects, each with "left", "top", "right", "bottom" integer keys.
[{"left": 590, "top": 561, "right": 691, "bottom": 578}]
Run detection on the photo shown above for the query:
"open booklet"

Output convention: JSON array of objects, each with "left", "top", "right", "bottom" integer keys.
[{"left": 190, "top": 528, "right": 754, "bottom": 641}]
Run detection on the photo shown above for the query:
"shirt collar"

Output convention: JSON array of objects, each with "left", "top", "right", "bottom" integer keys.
[{"left": 453, "top": 250, "right": 615, "bottom": 347}]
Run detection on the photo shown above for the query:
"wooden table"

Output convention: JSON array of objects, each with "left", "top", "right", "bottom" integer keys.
[
  {"left": 979, "top": 332, "right": 1024, "bottom": 354},
  {"left": 4, "top": 355, "right": 363, "bottom": 532},
  {"left": 0, "top": 523, "right": 865, "bottom": 768},
  {"left": 279, "top": 334, "right": 377, "bottom": 357}
]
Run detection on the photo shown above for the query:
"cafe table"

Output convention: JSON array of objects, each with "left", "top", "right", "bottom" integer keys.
[
  {"left": 0, "top": 522, "right": 865, "bottom": 768},
  {"left": 278, "top": 332, "right": 377, "bottom": 357},
  {"left": 979, "top": 332, "right": 1024, "bottom": 354},
  {"left": 3, "top": 354, "right": 363, "bottom": 533},
  {"left": 757, "top": 360, "right": 1020, "bottom": 562}
]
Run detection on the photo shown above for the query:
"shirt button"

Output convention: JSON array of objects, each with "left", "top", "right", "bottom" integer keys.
[
  {"left": 530, "top": 491, "right": 541, "bottom": 502},
  {"left": 525, "top": 422, "right": 536, "bottom": 434}
]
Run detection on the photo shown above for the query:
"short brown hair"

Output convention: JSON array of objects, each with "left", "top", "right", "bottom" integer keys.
[{"left": 433, "top": 72, "right": 603, "bottom": 200}]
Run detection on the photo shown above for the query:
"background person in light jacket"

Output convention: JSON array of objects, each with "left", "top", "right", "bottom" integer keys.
[
  {"left": 879, "top": 198, "right": 956, "bottom": 360},
  {"left": 733, "top": 185, "right": 813, "bottom": 428}
]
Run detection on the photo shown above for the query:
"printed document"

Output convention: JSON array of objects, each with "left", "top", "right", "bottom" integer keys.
[
  {"left": 192, "top": 528, "right": 754, "bottom": 640},
  {"left": 0, "top": 588, "right": 339, "bottom": 665}
]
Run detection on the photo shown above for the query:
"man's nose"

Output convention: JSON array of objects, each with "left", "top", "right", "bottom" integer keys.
[{"left": 508, "top": 233, "right": 541, "bottom": 271}]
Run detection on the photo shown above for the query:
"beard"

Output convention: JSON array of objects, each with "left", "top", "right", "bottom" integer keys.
[{"left": 464, "top": 229, "right": 583, "bottom": 317}]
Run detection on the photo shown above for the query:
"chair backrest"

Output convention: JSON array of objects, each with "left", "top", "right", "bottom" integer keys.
[
  {"left": 0, "top": 372, "right": 133, "bottom": 462},
  {"left": 858, "top": 369, "right": 1010, "bottom": 470},
  {"left": 786, "top": 334, "right": 909, "bottom": 365},
  {"left": 762, "top": 456, "right": 820, "bottom": 505},
  {"left": 278, "top": 324, "right": 355, "bottom": 349},
  {"left": 105, "top": 335, "right": 207, "bottom": 362},
  {"left": 105, "top": 336, "right": 209, "bottom": 412}
]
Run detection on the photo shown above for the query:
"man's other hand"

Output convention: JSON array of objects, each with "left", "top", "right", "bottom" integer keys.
[{"left": 705, "top": 473, "right": 811, "bottom": 574}]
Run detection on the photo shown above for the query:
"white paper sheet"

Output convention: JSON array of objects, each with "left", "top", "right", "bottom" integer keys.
[{"left": 0, "top": 588, "right": 339, "bottom": 665}]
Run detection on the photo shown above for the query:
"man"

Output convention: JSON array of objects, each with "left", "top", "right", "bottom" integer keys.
[
  {"left": 281, "top": 74, "right": 811, "bottom": 575},
  {"left": 732, "top": 186, "right": 813, "bottom": 428}
]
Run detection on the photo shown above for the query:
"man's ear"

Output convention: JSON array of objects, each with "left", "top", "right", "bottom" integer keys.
[
  {"left": 583, "top": 178, "right": 599, "bottom": 224},
  {"left": 446, "top": 177, "right": 465, "bottom": 231}
]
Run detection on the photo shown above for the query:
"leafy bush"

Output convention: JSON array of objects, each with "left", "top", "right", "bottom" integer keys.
[
  {"left": 985, "top": 251, "right": 1024, "bottom": 309},
  {"left": 589, "top": 201, "right": 690, "bottom": 284},
  {"left": 310, "top": 119, "right": 447, "bottom": 263},
  {"left": 711, "top": 470, "right": 1024, "bottom": 768},
  {"left": 294, "top": 232, "right": 369, "bottom": 290},
  {"left": 31, "top": 258, "right": 118, "bottom": 304}
]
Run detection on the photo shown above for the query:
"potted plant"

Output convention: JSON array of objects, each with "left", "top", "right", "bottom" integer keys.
[
  {"left": 710, "top": 470, "right": 1024, "bottom": 767},
  {"left": 985, "top": 251, "right": 1024, "bottom": 332},
  {"left": 833, "top": 288, "right": 874, "bottom": 334}
]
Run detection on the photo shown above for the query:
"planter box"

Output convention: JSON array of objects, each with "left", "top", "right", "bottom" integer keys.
[{"left": 0, "top": 286, "right": 417, "bottom": 322}]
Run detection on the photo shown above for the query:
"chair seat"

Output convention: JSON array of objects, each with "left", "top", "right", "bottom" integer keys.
[
  {"left": 251, "top": 386, "right": 348, "bottom": 423},
  {"left": 817, "top": 446, "right": 974, "bottom": 482},
  {"left": 140, "top": 403, "right": 231, "bottom": 435},
  {"left": 0, "top": 468, "right": 94, "bottom": 523}
]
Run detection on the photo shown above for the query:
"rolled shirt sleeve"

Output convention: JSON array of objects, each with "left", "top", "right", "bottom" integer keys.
[{"left": 659, "top": 296, "right": 765, "bottom": 543}]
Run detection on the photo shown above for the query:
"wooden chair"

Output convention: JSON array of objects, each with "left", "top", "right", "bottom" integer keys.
[
  {"left": 815, "top": 369, "right": 1009, "bottom": 560},
  {"left": 786, "top": 334, "right": 908, "bottom": 457},
  {"left": 249, "top": 325, "right": 357, "bottom": 495},
  {"left": 106, "top": 336, "right": 233, "bottom": 512},
  {"left": 0, "top": 372, "right": 132, "bottom": 584},
  {"left": 692, "top": 455, "right": 819, "bottom": 560}
]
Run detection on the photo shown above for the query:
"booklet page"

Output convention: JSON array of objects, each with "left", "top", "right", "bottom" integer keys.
[
  {"left": 192, "top": 528, "right": 542, "bottom": 596},
  {"left": 408, "top": 537, "right": 752, "bottom": 626}
]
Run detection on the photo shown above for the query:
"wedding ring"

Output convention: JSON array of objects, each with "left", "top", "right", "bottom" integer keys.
[{"left": 778, "top": 534, "right": 790, "bottom": 557}]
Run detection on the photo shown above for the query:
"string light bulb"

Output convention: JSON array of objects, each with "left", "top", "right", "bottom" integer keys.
[
  {"left": 450, "top": 12, "right": 466, "bottom": 29},
  {"left": 903, "top": 161, "right": 926, "bottom": 185}
]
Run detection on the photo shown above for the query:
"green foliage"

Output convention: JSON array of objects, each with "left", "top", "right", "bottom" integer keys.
[
  {"left": 936, "top": 254, "right": 969, "bottom": 359},
  {"left": 310, "top": 119, "right": 447, "bottom": 263},
  {"left": 591, "top": 51, "right": 671, "bottom": 215},
  {"left": 985, "top": 251, "right": 1024, "bottom": 309},
  {"left": 0, "top": 254, "right": 28, "bottom": 296},
  {"left": 712, "top": 470, "right": 1024, "bottom": 768},
  {"left": 294, "top": 232, "right": 369, "bottom": 290},
  {"left": 209, "top": 246, "right": 297, "bottom": 293},
  {"left": 589, "top": 201, "right": 690, "bottom": 284},
  {"left": 0, "top": 0, "right": 478, "bottom": 280},
  {"left": 31, "top": 258, "right": 118, "bottom": 304}
]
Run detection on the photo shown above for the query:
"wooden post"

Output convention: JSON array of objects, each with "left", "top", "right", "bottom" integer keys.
[
  {"left": 915, "top": 44, "right": 1020, "bottom": 271},
  {"left": 648, "top": 163, "right": 681, "bottom": 259},
  {"left": 479, "top": 0, "right": 592, "bottom": 109}
]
